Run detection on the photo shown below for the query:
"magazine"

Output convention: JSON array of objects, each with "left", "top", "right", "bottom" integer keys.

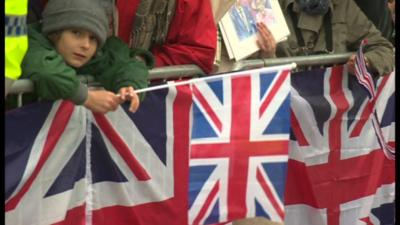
[{"left": 219, "top": 0, "right": 290, "bottom": 61}]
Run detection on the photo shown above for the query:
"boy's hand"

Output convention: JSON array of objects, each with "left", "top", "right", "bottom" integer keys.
[
  {"left": 84, "top": 90, "right": 120, "bottom": 114},
  {"left": 118, "top": 87, "right": 140, "bottom": 112}
]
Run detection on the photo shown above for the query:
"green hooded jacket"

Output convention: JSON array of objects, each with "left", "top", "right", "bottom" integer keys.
[{"left": 18, "top": 23, "right": 154, "bottom": 106}]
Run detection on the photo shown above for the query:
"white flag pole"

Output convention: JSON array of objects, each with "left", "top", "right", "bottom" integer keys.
[{"left": 133, "top": 63, "right": 297, "bottom": 94}]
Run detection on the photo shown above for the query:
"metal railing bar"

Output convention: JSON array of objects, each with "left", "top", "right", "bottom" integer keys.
[
  {"left": 8, "top": 64, "right": 205, "bottom": 95},
  {"left": 7, "top": 53, "right": 354, "bottom": 96},
  {"left": 8, "top": 79, "right": 35, "bottom": 95},
  {"left": 149, "top": 64, "right": 205, "bottom": 79},
  {"left": 232, "top": 52, "right": 353, "bottom": 71}
]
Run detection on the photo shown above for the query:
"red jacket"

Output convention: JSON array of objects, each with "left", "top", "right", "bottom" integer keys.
[{"left": 117, "top": 0, "right": 217, "bottom": 74}]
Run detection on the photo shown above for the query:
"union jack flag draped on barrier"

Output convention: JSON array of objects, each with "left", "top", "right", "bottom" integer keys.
[
  {"left": 286, "top": 66, "right": 395, "bottom": 225},
  {"left": 5, "top": 86, "right": 192, "bottom": 225}
]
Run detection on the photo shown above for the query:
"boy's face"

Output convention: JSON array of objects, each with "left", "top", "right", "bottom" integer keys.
[{"left": 54, "top": 29, "right": 98, "bottom": 68}]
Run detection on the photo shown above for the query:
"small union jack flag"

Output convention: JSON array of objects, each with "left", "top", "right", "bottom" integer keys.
[
  {"left": 354, "top": 39, "right": 395, "bottom": 160},
  {"left": 188, "top": 67, "right": 291, "bottom": 224}
]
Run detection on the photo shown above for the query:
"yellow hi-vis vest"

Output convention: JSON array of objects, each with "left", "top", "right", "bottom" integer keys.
[{"left": 5, "top": 0, "right": 29, "bottom": 81}]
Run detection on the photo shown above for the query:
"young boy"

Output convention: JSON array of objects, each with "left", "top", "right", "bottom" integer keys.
[{"left": 20, "top": 0, "right": 154, "bottom": 113}]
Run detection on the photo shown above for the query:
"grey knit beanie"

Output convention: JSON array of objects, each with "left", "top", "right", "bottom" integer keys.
[{"left": 42, "top": 0, "right": 109, "bottom": 47}]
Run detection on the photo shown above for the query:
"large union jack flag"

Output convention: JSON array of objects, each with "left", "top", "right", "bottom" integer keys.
[
  {"left": 188, "top": 67, "right": 291, "bottom": 224},
  {"left": 286, "top": 66, "right": 395, "bottom": 225},
  {"left": 5, "top": 86, "right": 192, "bottom": 225}
]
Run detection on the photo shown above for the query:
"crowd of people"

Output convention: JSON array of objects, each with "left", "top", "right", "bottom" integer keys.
[{"left": 4, "top": 0, "right": 395, "bottom": 224}]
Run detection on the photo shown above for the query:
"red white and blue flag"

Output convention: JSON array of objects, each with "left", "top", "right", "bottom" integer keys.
[
  {"left": 188, "top": 68, "right": 291, "bottom": 224},
  {"left": 286, "top": 66, "right": 395, "bottom": 225},
  {"left": 354, "top": 40, "right": 395, "bottom": 160},
  {"left": 5, "top": 64, "right": 394, "bottom": 225},
  {"left": 5, "top": 86, "right": 192, "bottom": 225}
]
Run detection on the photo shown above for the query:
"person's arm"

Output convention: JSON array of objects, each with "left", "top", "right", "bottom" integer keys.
[
  {"left": 151, "top": 0, "right": 217, "bottom": 74},
  {"left": 344, "top": 0, "right": 394, "bottom": 76},
  {"left": 21, "top": 44, "right": 88, "bottom": 105}
]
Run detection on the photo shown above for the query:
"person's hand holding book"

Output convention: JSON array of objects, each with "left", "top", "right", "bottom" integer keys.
[{"left": 256, "top": 22, "right": 276, "bottom": 58}]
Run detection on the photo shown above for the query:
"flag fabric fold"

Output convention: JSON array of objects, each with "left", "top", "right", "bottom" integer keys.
[{"left": 286, "top": 66, "right": 395, "bottom": 225}]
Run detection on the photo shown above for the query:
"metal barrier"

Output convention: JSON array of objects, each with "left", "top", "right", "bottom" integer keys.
[
  {"left": 7, "top": 53, "right": 353, "bottom": 106},
  {"left": 7, "top": 64, "right": 205, "bottom": 95},
  {"left": 232, "top": 52, "right": 353, "bottom": 71}
]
